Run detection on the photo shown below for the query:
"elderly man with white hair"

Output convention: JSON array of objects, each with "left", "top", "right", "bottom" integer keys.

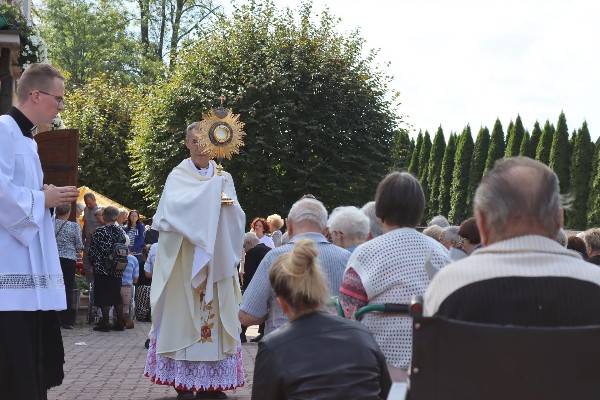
[
  {"left": 239, "top": 197, "right": 351, "bottom": 334},
  {"left": 328, "top": 206, "right": 370, "bottom": 252},
  {"left": 425, "top": 157, "right": 600, "bottom": 325}
]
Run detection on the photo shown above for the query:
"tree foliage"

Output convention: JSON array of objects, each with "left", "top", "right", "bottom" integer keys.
[
  {"left": 390, "top": 130, "right": 412, "bottom": 171},
  {"left": 437, "top": 133, "right": 457, "bottom": 218},
  {"left": 37, "top": 0, "right": 143, "bottom": 88},
  {"left": 61, "top": 77, "right": 142, "bottom": 208},
  {"left": 136, "top": 0, "right": 220, "bottom": 68},
  {"left": 536, "top": 120, "right": 554, "bottom": 165},
  {"left": 449, "top": 126, "right": 474, "bottom": 224},
  {"left": 505, "top": 115, "right": 524, "bottom": 158},
  {"left": 569, "top": 121, "right": 593, "bottom": 229},
  {"left": 408, "top": 131, "right": 423, "bottom": 177},
  {"left": 519, "top": 129, "right": 532, "bottom": 158},
  {"left": 549, "top": 111, "right": 571, "bottom": 193},
  {"left": 128, "top": 0, "right": 400, "bottom": 219},
  {"left": 484, "top": 118, "right": 505, "bottom": 174},
  {"left": 418, "top": 131, "right": 432, "bottom": 201},
  {"left": 588, "top": 137, "right": 600, "bottom": 227},
  {"left": 426, "top": 126, "right": 446, "bottom": 220},
  {"left": 467, "top": 126, "right": 490, "bottom": 210},
  {"left": 529, "top": 121, "right": 542, "bottom": 159}
]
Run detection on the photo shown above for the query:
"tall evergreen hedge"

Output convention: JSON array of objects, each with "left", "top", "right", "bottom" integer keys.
[
  {"left": 449, "top": 126, "right": 474, "bottom": 224},
  {"left": 438, "top": 133, "right": 457, "bottom": 218},
  {"left": 485, "top": 118, "right": 505, "bottom": 173}
]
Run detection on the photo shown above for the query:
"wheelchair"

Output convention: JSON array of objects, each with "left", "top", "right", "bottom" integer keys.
[{"left": 334, "top": 296, "right": 600, "bottom": 400}]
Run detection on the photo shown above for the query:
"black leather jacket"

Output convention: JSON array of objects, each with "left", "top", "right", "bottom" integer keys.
[{"left": 252, "top": 311, "right": 391, "bottom": 400}]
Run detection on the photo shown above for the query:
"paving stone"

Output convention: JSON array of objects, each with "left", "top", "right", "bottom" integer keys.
[{"left": 48, "top": 312, "right": 259, "bottom": 400}]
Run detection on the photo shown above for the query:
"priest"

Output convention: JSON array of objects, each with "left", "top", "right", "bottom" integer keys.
[{"left": 144, "top": 122, "right": 245, "bottom": 400}]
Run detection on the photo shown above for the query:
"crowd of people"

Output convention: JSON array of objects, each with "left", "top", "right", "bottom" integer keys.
[
  {"left": 143, "top": 137, "right": 600, "bottom": 400},
  {"left": 5, "top": 63, "right": 600, "bottom": 400}
]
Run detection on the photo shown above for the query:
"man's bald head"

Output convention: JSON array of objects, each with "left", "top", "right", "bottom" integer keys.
[{"left": 474, "top": 157, "right": 565, "bottom": 243}]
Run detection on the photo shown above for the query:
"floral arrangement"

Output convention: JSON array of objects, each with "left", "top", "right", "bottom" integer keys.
[{"left": 0, "top": 3, "right": 47, "bottom": 68}]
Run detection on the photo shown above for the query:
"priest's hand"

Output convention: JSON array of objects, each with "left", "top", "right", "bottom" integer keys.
[{"left": 44, "top": 185, "right": 80, "bottom": 207}]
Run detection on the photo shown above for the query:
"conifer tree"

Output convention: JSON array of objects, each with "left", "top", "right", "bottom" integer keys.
[
  {"left": 467, "top": 126, "right": 490, "bottom": 210},
  {"left": 449, "top": 126, "right": 474, "bottom": 224},
  {"left": 505, "top": 115, "right": 524, "bottom": 158},
  {"left": 438, "top": 133, "right": 457, "bottom": 218},
  {"left": 408, "top": 131, "right": 423, "bottom": 176},
  {"left": 506, "top": 120, "right": 514, "bottom": 135},
  {"left": 418, "top": 131, "right": 432, "bottom": 200},
  {"left": 519, "top": 129, "right": 532, "bottom": 158},
  {"left": 536, "top": 120, "right": 554, "bottom": 165},
  {"left": 407, "top": 137, "right": 415, "bottom": 168},
  {"left": 390, "top": 130, "right": 413, "bottom": 170},
  {"left": 569, "top": 121, "right": 593, "bottom": 229},
  {"left": 504, "top": 120, "right": 514, "bottom": 153},
  {"left": 484, "top": 118, "right": 505, "bottom": 173},
  {"left": 588, "top": 137, "right": 600, "bottom": 227},
  {"left": 426, "top": 127, "right": 446, "bottom": 220},
  {"left": 529, "top": 121, "right": 542, "bottom": 159},
  {"left": 549, "top": 111, "right": 571, "bottom": 194},
  {"left": 590, "top": 137, "right": 600, "bottom": 188}
]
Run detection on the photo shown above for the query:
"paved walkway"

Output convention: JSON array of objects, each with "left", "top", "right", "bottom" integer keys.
[{"left": 48, "top": 314, "right": 258, "bottom": 400}]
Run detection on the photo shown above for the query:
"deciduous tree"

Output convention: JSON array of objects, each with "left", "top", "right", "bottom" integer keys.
[
  {"left": 128, "top": 0, "right": 400, "bottom": 218},
  {"left": 62, "top": 77, "right": 141, "bottom": 208},
  {"left": 37, "top": 0, "right": 143, "bottom": 88}
]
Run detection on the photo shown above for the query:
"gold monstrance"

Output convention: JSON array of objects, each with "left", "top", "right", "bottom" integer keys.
[{"left": 197, "top": 95, "right": 246, "bottom": 205}]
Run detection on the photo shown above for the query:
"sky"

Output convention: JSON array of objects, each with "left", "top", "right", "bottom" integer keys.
[{"left": 226, "top": 0, "right": 600, "bottom": 140}]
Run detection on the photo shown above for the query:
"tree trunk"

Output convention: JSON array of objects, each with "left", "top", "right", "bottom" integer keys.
[
  {"left": 168, "top": 0, "right": 184, "bottom": 68},
  {"left": 157, "top": 0, "right": 167, "bottom": 59},
  {"left": 138, "top": 0, "right": 150, "bottom": 55}
]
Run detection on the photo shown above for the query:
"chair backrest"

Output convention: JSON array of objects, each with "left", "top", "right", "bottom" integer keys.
[{"left": 409, "top": 316, "right": 600, "bottom": 400}]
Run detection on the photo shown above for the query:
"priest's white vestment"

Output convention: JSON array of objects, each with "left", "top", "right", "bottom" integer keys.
[{"left": 144, "top": 159, "right": 245, "bottom": 392}]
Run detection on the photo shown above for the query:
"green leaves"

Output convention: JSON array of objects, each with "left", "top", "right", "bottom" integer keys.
[
  {"left": 128, "top": 0, "right": 399, "bottom": 218},
  {"left": 62, "top": 76, "right": 142, "bottom": 208},
  {"left": 37, "top": 0, "right": 147, "bottom": 88}
]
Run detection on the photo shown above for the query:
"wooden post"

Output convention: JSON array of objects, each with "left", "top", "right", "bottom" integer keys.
[
  {"left": 0, "top": 31, "right": 21, "bottom": 115},
  {"left": 0, "top": 47, "right": 13, "bottom": 115}
]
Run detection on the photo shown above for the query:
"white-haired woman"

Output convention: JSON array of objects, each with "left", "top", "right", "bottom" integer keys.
[{"left": 253, "top": 239, "right": 391, "bottom": 399}]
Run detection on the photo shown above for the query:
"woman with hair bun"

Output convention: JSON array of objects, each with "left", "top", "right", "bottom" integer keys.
[{"left": 252, "top": 239, "right": 391, "bottom": 400}]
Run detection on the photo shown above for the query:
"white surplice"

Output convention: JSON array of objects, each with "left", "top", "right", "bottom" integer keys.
[{"left": 0, "top": 115, "right": 66, "bottom": 311}]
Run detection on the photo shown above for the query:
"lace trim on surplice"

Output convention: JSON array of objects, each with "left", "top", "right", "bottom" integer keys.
[{"left": 0, "top": 274, "right": 64, "bottom": 290}]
